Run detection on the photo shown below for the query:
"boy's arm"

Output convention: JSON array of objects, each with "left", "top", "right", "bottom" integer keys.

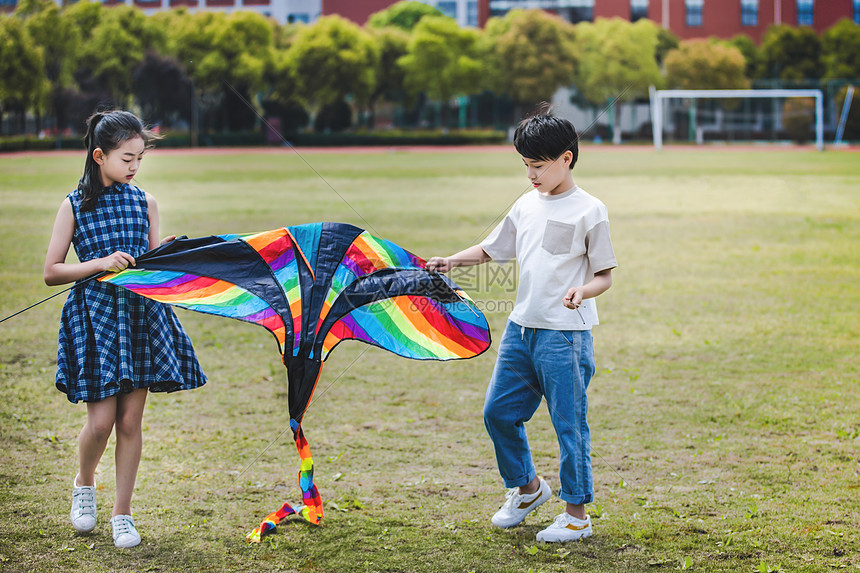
[
  {"left": 563, "top": 268, "right": 613, "bottom": 309},
  {"left": 426, "top": 245, "right": 492, "bottom": 273}
]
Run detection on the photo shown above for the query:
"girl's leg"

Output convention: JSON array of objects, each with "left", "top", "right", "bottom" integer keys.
[
  {"left": 112, "top": 388, "right": 148, "bottom": 517},
  {"left": 483, "top": 322, "right": 543, "bottom": 489},
  {"left": 78, "top": 396, "right": 118, "bottom": 486}
]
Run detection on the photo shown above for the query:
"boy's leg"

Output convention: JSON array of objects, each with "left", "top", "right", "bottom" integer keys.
[
  {"left": 483, "top": 322, "right": 544, "bottom": 489},
  {"left": 534, "top": 330, "right": 595, "bottom": 508}
]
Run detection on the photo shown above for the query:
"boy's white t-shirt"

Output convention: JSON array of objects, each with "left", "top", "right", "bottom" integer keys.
[{"left": 480, "top": 185, "right": 617, "bottom": 331}]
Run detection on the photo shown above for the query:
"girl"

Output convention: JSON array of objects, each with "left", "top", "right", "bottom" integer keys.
[{"left": 44, "top": 110, "right": 207, "bottom": 548}]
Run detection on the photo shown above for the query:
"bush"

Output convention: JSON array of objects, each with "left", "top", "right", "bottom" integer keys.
[
  {"left": 0, "top": 128, "right": 507, "bottom": 153},
  {"left": 782, "top": 98, "right": 816, "bottom": 143}
]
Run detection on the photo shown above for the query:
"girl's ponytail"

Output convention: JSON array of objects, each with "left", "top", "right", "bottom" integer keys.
[
  {"left": 76, "top": 109, "right": 158, "bottom": 211},
  {"left": 78, "top": 112, "right": 105, "bottom": 210}
]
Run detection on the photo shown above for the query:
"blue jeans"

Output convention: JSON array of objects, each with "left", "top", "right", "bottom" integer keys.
[{"left": 483, "top": 320, "right": 595, "bottom": 505}]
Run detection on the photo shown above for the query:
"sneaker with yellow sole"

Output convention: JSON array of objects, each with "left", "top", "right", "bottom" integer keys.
[
  {"left": 491, "top": 478, "right": 552, "bottom": 529},
  {"left": 536, "top": 513, "right": 592, "bottom": 542}
]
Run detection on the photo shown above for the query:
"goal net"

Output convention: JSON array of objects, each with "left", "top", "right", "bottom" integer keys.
[{"left": 649, "top": 88, "right": 824, "bottom": 151}]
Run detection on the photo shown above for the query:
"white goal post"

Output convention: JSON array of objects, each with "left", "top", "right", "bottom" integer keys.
[{"left": 649, "top": 87, "right": 824, "bottom": 151}]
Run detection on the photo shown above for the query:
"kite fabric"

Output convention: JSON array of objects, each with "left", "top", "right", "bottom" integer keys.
[{"left": 99, "top": 222, "right": 491, "bottom": 541}]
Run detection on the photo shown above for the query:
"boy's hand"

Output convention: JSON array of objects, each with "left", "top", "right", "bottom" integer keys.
[
  {"left": 426, "top": 257, "right": 452, "bottom": 273},
  {"left": 160, "top": 235, "right": 177, "bottom": 245},
  {"left": 563, "top": 286, "right": 584, "bottom": 309}
]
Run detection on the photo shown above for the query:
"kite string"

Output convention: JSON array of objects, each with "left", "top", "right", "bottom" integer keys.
[
  {"left": 222, "top": 81, "right": 381, "bottom": 237},
  {"left": 0, "top": 272, "right": 105, "bottom": 324}
]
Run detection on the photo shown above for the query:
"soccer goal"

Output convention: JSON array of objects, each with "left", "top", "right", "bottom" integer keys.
[{"left": 649, "top": 87, "right": 824, "bottom": 151}]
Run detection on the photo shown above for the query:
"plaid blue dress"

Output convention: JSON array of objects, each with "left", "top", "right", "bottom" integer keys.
[{"left": 56, "top": 183, "right": 207, "bottom": 403}]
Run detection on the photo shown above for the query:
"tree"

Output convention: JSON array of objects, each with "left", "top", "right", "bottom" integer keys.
[
  {"left": 398, "top": 14, "right": 482, "bottom": 125},
  {"left": 73, "top": 4, "right": 166, "bottom": 104},
  {"left": 366, "top": 26, "right": 410, "bottom": 127},
  {"left": 655, "top": 26, "right": 679, "bottom": 65},
  {"left": 15, "top": 0, "right": 80, "bottom": 131},
  {"left": 161, "top": 10, "right": 276, "bottom": 131},
  {"left": 132, "top": 51, "right": 192, "bottom": 126},
  {"left": 664, "top": 39, "right": 749, "bottom": 90},
  {"left": 194, "top": 11, "right": 275, "bottom": 93},
  {"left": 367, "top": 1, "right": 443, "bottom": 31},
  {"left": 574, "top": 18, "right": 662, "bottom": 144},
  {"left": 0, "top": 14, "right": 48, "bottom": 134},
  {"left": 821, "top": 18, "right": 860, "bottom": 81},
  {"left": 482, "top": 9, "right": 577, "bottom": 112},
  {"left": 760, "top": 25, "right": 822, "bottom": 81},
  {"left": 726, "top": 34, "right": 763, "bottom": 80},
  {"left": 283, "top": 15, "right": 377, "bottom": 126},
  {"left": 664, "top": 39, "right": 749, "bottom": 135}
]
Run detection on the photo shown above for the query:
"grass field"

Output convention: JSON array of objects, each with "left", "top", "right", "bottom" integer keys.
[{"left": 0, "top": 145, "right": 858, "bottom": 573}]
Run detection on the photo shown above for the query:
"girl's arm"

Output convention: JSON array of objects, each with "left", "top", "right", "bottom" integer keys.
[
  {"left": 146, "top": 192, "right": 175, "bottom": 250},
  {"left": 563, "top": 268, "right": 613, "bottom": 309},
  {"left": 43, "top": 198, "right": 136, "bottom": 286},
  {"left": 426, "top": 244, "right": 492, "bottom": 273}
]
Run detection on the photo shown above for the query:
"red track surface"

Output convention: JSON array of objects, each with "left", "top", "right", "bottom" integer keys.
[{"left": 2, "top": 143, "right": 857, "bottom": 158}]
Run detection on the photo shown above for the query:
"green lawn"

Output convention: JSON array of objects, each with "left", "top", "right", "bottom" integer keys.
[{"left": 0, "top": 146, "right": 858, "bottom": 573}]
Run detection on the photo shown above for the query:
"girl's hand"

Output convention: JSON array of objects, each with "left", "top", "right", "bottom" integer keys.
[
  {"left": 563, "top": 286, "right": 585, "bottom": 309},
  {"left": 100, "top": 251, "right": 136, "bottom": 273},
  {"left": 160, "top": 235, "right": 177, "bottom": 245},
  {"left": 426, "top": 257, "right": 451, "bottom": 273}
]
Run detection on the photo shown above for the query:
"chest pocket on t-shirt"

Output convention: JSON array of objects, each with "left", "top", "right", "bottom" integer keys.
[{"left": 541, "top": 220, "right": 576, "bottom": 255}]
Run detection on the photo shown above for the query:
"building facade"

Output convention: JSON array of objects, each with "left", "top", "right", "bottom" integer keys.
[
  {"left": 322, "top": 0, "right": 481, "bottom": 27},
  {"left": 325, "top": 0, "right": 859, "bottom": 42},
  {"left": 4, "top": 0, "right": 858, "bottom": 36}
]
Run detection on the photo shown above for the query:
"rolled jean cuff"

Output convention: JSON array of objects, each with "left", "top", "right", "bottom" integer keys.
[
  {"left": 502, "top": 470, "right": 537, "bottom": 490},
  {"left": 558, "top": 489, "right": 593, "bottom": 505}
]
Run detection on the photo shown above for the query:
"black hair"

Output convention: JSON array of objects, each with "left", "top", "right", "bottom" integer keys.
[
  {"left": 513, "top": 102, "right": 579, "bottom": 170},
  {"left": 78, "top": 110, "right": 158, "bottom": 211}
]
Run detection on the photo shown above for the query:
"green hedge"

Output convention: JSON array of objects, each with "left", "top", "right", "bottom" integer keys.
[
  {"left": 0, "top": 135, "right": 83, "bottom": 153},
  {"left": 0, "top": 129, "right": 507, "bottom": 153}
]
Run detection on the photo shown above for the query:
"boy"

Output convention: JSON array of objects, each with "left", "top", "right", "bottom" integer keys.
[{"left": 427, "top": 106, "right": 616, "bottom": 542}]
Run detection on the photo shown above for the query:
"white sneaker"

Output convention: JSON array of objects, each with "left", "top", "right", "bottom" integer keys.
[
  {"left": 491, "top": 478, "right": 552, "bottom": 528},
  {"left": 70, "top": 476, "right": 96, "bottom": 533},
  {"left": 110, "top": 515, "right": 141, "bottom": 548},
  {"left": 536, "top": 513, "right": 593, "bottom": 542}
]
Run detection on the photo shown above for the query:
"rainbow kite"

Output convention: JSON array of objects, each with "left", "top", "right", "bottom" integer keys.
[{"left": 99, "top": 222, "right": 491, "bottom": 541}]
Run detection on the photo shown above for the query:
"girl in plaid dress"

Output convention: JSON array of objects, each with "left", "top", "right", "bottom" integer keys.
[{"left": 44, "top": 110, "right": 207, "bottom": 548}]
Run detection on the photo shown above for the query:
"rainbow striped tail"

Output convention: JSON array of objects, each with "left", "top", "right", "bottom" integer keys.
[{"left": 246, "top": 420, "right": 324, "bottom": 543}]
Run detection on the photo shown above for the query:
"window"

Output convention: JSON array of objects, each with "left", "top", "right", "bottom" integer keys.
[
  {"left": 796, "top": 0, "right": 813, "bottom": 26},
  {"left": 631, "top": 0, "right": 648, "bottom": 21},
  {"left": 287, "top": 13, "right": 310, "bottom": 23},
  {"left": 559, "top": 1, "right": 596, "bottom": 24},
  {"left": 467, "top": 1, "right": 479, "bottom": 27},
  {"left": 685, "top": 0, "right": 704, "bottom": 26},
  {"left": 740, "top": 0, "right": 758, "bottom": 26},
  {"left": 436, "top": 1, "right": 457, "bottom": 19},
  {"left": 490, "top": 0, "right": 594, "bottom": 23},
  {"left": 853, "top": 0, "right": 859, "bottom": 24}
]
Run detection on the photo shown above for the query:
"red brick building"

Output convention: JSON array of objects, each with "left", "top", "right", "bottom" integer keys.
[{"left": 323, "top": 0, "right": 859, "bottom": 43}]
